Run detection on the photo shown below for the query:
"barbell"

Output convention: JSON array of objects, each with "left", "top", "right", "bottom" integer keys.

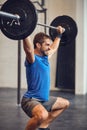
[{"left": 0, "top": 0, "right": 78, "bottom": 45}]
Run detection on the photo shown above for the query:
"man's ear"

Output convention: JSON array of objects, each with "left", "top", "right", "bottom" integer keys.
[{"left": 36, "top": 43, "right": 41, "bottom": 49}]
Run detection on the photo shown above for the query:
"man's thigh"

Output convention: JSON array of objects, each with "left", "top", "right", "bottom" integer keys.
[
  {"left": 21, "top": 96, "right": 57, "bottom": 117},
  {"left": 51, "top": 97, "right": 69, "bottom": 110},
  {"left": 41, "top": 96, "right": 57, "bottom": 112}
]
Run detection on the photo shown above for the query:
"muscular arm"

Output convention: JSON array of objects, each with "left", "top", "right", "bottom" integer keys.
[
  {"left": 23, "top": 36, "right": 35, "bottom": 63},
  {"left": 47, "top": 37, "right": 61, "bottom": 58},
  {"left": 47, "top": 26, "right": 64, "bottom": 58}
]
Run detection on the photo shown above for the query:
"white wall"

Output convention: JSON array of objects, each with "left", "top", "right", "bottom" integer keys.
[
  {"left": 0, "top": 33, "right": 18, "bottom": 87},
  {"left": 75, "top": 0, "right": 87, "bottom": 94},
  {"left": 83, "top": 0, "right": 87, "bottom": 93}
]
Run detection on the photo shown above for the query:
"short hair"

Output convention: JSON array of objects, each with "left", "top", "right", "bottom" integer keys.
[{"left": 33, "top": 32, "right": 51, "bottom": 48}]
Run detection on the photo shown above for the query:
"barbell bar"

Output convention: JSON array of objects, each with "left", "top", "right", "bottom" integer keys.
[
  {"left": 0, "top": 0, "right": 78, "bottom": 45},
  {"left": 0, "top": 11, "right": 20, "bottom": 20},
  {"left": 0, "top": 10, "right": 65, "bottom": 30},
  {"left": 37, "top": 23, "right": 60, "bottom": 30}
]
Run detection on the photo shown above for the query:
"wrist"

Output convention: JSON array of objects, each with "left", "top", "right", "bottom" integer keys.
[{"left": 57, "top": 33, "right": 62, "bottom": 39}]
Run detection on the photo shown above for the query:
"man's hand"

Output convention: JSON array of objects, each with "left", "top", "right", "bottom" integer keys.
[{"left": 57, "top": 26, "right": 65, "bottom": 34}]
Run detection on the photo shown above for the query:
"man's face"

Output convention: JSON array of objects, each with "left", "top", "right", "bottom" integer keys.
[{"left": 40, "top": 38, "right": 51, "bottom": 56}]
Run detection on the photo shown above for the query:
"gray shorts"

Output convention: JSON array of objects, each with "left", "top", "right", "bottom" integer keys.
[{"left": 21, "top": 96, "right": 57, "bottom": 117}]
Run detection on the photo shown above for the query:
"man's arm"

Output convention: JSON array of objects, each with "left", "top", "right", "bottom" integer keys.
[
  {"left": 23, "top": 36, "right": 35, "bottom": 63},
  {"left": 47, "top": 26, "right": 64, "bottom": 58}
]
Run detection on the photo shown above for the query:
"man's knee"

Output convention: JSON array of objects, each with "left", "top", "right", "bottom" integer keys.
[
  {"left": 37, "top": 110, "right": 49, "bottom": 121},
  {"left": 60, "top": 98, "right": 70, "bottom": 109},
  {"left": 65, "top": 99, "right": 70, "bottom": 108},
  {"left": 32, "top": 105, "right": 49, "bottom": 124},
  {"left": 52, "top": 97, "right": 70, "bottom": 110}
]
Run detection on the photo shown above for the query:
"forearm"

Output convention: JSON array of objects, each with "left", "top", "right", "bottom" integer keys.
[
  {"left": 50, "top": 26, "right": 64, "bottom": 51},
  {"left": 50, "top": 37, "right": 61, "bottom": 51},
  {"left": 47, "top": 37, "right": 61, "bottom": 59}
]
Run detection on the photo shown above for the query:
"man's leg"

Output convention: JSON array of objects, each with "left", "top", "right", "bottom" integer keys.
[
  {"left": 23, "top": 97, "right": 70, "bottom": 130},
  {"left": 25, "top": 104, "right": 49, "bottom": 130},
  {"left": 39, "top": 97, "right": 70, "bottom": 128}
]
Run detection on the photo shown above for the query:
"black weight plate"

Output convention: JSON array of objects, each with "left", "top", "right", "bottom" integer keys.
[
  {"left": 49, "top": 15, "right": 78, "bottom": 45},
  {"left": 0, "top": 0, "right": 37, "bottom": 40}
]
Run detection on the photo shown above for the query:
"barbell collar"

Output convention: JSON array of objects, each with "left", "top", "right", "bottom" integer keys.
[{"left": 0, "top": 11, "right": 20, "bottom": 20}]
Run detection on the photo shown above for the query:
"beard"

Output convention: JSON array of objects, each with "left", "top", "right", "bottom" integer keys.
[{"left": 40, "top": 49, "right": 48, "bottom": 56}]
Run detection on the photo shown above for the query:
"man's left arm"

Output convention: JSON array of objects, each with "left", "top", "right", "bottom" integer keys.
[{"left": 47, "top": 26, "right": 65, "bottom": 58}]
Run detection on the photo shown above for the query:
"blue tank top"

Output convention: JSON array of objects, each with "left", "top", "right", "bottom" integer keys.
[{"left": 23, "top": 55, "right": 50, "bottom": 101}]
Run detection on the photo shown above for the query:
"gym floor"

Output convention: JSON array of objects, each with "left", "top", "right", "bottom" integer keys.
[{"left": 0, "top": 88, "right": 87, "bottom": 130}]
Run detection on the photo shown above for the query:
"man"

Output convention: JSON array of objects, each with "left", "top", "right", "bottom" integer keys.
[{"left": 21, "top": 26, "right": 70, "bottom": 130}]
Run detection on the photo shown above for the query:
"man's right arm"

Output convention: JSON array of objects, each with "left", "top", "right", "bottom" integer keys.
[{"left": 23, "top": 36, "right": 35, "bottom": 63}]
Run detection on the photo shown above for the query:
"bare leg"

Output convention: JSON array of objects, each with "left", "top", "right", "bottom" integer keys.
[
  {"left": 39, "top": 97, "right": 70, "bottom": 128},
  {"left": 25, "top": 104, "right": 49, "bottom": 130}
]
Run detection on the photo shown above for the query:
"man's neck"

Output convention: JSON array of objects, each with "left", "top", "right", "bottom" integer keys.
[{"left": 34, "top": 49, "right": 43, "bottom": 56}]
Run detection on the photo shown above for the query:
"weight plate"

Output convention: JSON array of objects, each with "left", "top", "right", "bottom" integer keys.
[
  {"left": 0, "top": 0, "right": 38, "bottom": 40},
  {"left": 49, "top": 15, "right": 78, "bottom": 45}
]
